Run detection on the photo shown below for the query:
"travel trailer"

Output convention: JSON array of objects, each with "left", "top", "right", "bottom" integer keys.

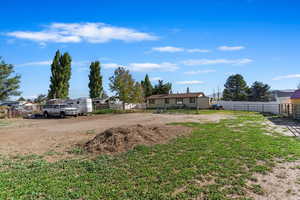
[{"left": 65, "top": 98, "right": 93, "bottom": 115}]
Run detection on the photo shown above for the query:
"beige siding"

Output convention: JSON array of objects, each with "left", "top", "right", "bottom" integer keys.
[
  {"left": 197, "top": 97, "right": 210, "bottom": 109},
  {"left": 147, "top": 97, "right": 210, "bottom": 109}
]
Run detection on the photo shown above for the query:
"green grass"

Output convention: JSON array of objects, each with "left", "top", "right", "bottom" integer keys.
[
  {"left": 0, "top": 120, "right": 10, "bottom": 127},
  {"left": 159, "top": 109, "right": 242, "bottom": 115},
  {"left": 0, "top": 112, "right": 299, "bottom": 199},
  {"left": 93, "top": 108, "right": 242, "bottom": 115}
]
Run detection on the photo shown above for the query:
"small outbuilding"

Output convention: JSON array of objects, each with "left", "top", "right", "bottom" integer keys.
[
  {"left": 291, "top": 89, "right": 300, "bottom": 104},
  {"left": 290, "top": 89, "right": 300, "bottom": 119},
  {"left": 146, "top": 92, "right": 210, "bottom": 109}
]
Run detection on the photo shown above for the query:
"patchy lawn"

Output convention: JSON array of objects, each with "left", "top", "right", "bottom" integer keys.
[
  {"left": 0, "top": 112, "right": 299, "bottom": 199},
  {"left": 0, "top": 120, "right": 11, "bottom": 127},
  {"left": 156, "top": 109, "right": 247, "bottom": 115},
  {"left": 92, "top": 108, "right": 138, "bottom": 115}
]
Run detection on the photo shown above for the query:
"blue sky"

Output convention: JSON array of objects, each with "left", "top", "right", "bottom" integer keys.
[{"left": 1, "top": 0, "right": 300, "bottom": 99}]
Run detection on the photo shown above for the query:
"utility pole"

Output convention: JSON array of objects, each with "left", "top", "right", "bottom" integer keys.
[
  {"left": 217, "top": 86, "right": 220, "bottom": 101},
  {"left": 213, "top": 89, "right": 216, "bottom": 101}
]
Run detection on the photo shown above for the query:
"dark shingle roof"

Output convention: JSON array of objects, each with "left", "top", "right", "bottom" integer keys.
[{"left": 147, "top": 92, "right": 205, "bottom": 99}]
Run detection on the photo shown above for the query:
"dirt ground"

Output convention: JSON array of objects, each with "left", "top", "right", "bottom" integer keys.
[
  {"left": 247, "top": 160, "right": 300, "bottom": 200},
  {"left": 0, "top": 113, "right": 229, "bottom": 157},
  {"left": 84, "top": 124, "right": 192, "bottom": 154}
]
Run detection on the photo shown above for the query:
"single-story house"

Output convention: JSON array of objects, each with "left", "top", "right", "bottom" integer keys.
[{"left": 146, "top": 92, "right": 210, "bottom": 109}]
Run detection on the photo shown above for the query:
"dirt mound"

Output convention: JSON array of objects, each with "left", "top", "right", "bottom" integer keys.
[{"left": 84, "top": 124, "right": 191, "bottom": 154}]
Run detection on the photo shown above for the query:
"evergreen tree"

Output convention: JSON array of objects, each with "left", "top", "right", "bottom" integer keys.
[
  {"left": 109, "top": 67, "right": 135, "bottom": 109},
  {"left": 0, "top": 57, "right": 21, "bottom": 100},
  {"left": 141, "top": 74, "right": 153, "bottom": 97},
  {"left": 17, "top": 97, "right": 26, "bottom": 101},
  {"left": 248, "top": 81, "right": 271, "bottom": 101},
  {"left": 48, "top": 50, "right": 72, "bottom": 99},
  {"left": 34, "top": 94, "right": 47, "bottom": 104},
  {"left": 88, "top": 61, "right": 103, "bottom": 98},
  {"left": 152, "top": 80, "right": 172, "bottom": 95},
  {"left": 222, "top": 74, "right": 248, "bottom": 101}
]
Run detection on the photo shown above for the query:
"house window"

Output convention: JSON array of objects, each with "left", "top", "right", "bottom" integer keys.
[
  {"left": 189, "top": 97, "right": 196, "bottom": 103},
  {"left": 149, "top": 99, "right": 155, "bottom": 104},
  {"left": 176, "top": 98, "right": 183, "bottom": 105},
  {"left": 165, "top": 98, "right": 169, "bottom": 104}
]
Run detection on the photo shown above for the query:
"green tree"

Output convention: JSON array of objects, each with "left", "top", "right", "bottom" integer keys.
[
  {"left": 133, "top": 82, "right": 144, "bottom": 103},
  {"left": 88, "top": 61, "right": 103, "bottom": 98},
  {"left": 248, "top": 81, "right": 271, "bottom": 101},
  {"left": 222, "top": 74, "right": 248, "bottom": 101},
  {"left": 34, "top": 94, "right": 47, "bottom": 104},
  {"left": 48, "top": 50, "right": 72, "bottom": 99},
  {"left": 152, "top": 80, "right": 172, "bottom": 95},
  {"left": 0, "top": 58, "right": 21, "bottom": 100},
  {"left": 141, "top": 74, "right": 153, "bottom": 97},
  {"left": 17, "top": 97, "right": 26, "bottom": 101},
  {"left": 109, "top": 67, "right": 135, "bottom": 109}
]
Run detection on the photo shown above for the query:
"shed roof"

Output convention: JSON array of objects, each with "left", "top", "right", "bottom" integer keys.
[
  {"left": 147, "top": 92, "right": 205, "bottom": 99},
  {"left": 291, "top": 89, "right": 300, "bottom": 99}
]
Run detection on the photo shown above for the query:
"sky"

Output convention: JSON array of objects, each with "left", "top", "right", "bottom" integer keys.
[{"left": 1, "top": 0, "right": 300, "bottom": 99}]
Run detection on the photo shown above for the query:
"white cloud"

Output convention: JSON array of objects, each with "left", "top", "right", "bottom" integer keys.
[
  {"left": 103, "top": 62, "right": 179, "bottom": 72},
  {"left": 152, "top": 46, "right": 210, "bottom": 53},
  {"left": 186, "top": 49, "right": 211, "bottom": 53},
  {"left": 6, "top": 22, "right": 157, "bottom": 43},
  {"left": 272, "top": 74, "right": 300, "bottom": 80},
  {"left": 176, "top": 80, "right": 204, "bottom": 85},
  {"left": 102, "top": 63, "right": 126, "bottom": 69},
  {"left": 16, "top": 60, "right": 52, "bottom": 67},
  {"left": 129, "top": 62, "right": 178, "bottom": 72},
  {"left": 218, "top": 46, "right": 245, "bottom": 51},
  {"left": 184, "top": 69, "right": 216, "bottom": 75},
  {"left": 152, "top": 46, "right": 184, "bottom": 52},
  {"left": 182, "top": 58, "right": 253, "bottom": 66},
  {"left": 17, "top": 60, "right": 89, "bottom": 67},
  {"left": 150, "top": 77, "right": 161, "bottom": 81}
]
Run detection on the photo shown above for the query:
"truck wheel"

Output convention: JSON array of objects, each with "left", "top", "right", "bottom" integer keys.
[
  {"left": 43, "top": 112, "right": 49, "bottom": 118},
  {"left": 60, "top": 112, "right": 65, "bottom": 118}
]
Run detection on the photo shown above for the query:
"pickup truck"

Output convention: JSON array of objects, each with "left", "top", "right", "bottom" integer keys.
[{"left": 42, "top": 104, "right": 79, "bottom": 118}]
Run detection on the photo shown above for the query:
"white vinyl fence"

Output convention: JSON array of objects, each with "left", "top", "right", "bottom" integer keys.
[
  {"left": 217, "top": 101, "right": 280, "bottom": 114},
  {"left": 109, "top": 103, "right": 146, "bottom": 110}
]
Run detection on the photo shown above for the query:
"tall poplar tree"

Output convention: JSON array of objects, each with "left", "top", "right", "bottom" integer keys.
[
  {"left": 48, "top": 50, "right": 72, "bottom": 99},
  {"left": 141, "top": 74, "right": 153, "bottom": 97},
  {"left": 88, "top": 61, "right": 103, "bottom": 98}
]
